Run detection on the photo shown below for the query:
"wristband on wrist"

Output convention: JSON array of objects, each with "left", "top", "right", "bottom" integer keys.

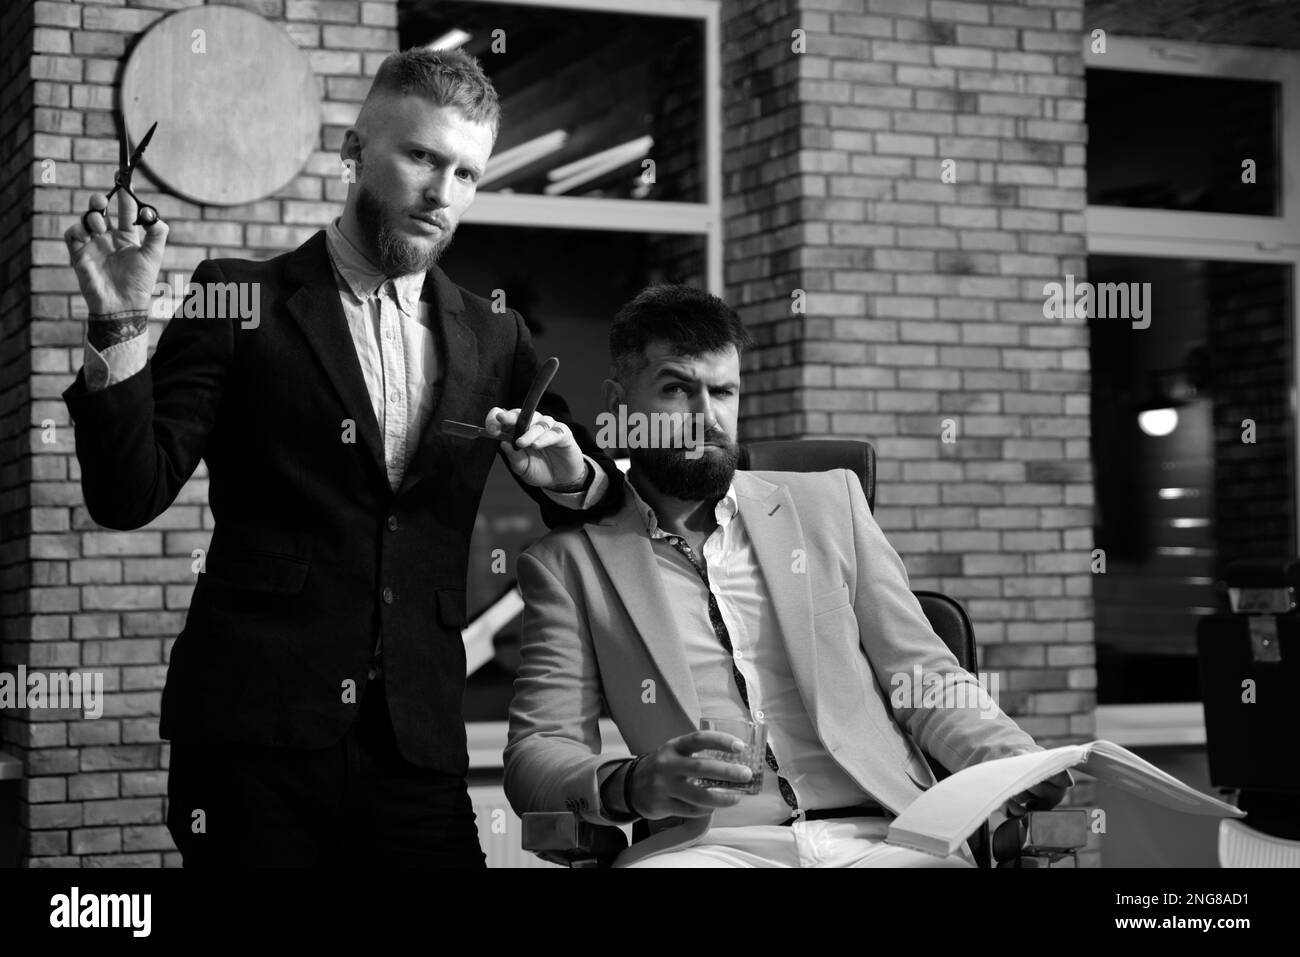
[
  {"left": 87, "top": 309, "right": 148, "bottom": 350},
  {"left": 622, "top": 754, "right": 645, "bottom": 819},
  {"left": 89, "top": 309, "right": 150, "bottom": 321},
  {"left": 549, "top": 461, "right": 592, "bottom": 494}
]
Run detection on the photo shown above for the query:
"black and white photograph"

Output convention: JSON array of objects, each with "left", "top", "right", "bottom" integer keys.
[{"left": 0, "top": 0, "right": 1295, "bottom": 936}]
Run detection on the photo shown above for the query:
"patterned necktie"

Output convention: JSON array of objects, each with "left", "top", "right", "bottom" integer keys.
[{"left": 662, "top": 533, "right": 799, "bottom": 812}]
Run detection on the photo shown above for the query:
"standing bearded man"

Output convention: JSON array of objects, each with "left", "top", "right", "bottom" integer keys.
[{"left": 62, "top": 48, "right": 621, "bottom": 867}]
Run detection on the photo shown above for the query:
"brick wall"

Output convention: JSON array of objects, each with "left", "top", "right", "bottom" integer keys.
[
  {"left": 0, "top": 0, "right": 38, "bottom": 868},
  {"left": 6, "top": 0, "right": 398, "bottom": 867},
  {"left": 1209, "top": 261, "right": 1294, "bottom": 568},
  {"left": 646, "top": 22, "right": 708, "bottom": 287},
  {"left": 720, "top": 0, "right": 1096, "bottom": 777}
]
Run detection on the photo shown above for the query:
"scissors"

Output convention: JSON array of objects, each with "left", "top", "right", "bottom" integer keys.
[
  {"left": 442, "top": 356, "right": 560, "bottom": 448},
  {"left": 82, "top": 114, "right": 160, "bottom": 233}
]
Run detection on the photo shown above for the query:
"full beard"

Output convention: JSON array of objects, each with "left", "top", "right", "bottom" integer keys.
[
  {"left": 356, "top": 183, "right": 455, "bottom": 277},
  {"left": 631, "top": 438, "right": 740, "bottom": 502}
]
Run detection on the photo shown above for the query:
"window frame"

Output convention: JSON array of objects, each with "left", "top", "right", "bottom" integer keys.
[
  {"left": 1086, "top": 35, "right": 1300, "bottom": 743},
  {"left": 457, "top": 0, "right": 724, "bottom": 294}
]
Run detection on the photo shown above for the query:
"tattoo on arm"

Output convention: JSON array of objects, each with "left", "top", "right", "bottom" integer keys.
[{"left": 87, "top": 309, "right": 148, "bottom": 351}]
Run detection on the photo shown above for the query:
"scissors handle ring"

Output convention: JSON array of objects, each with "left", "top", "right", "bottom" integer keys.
[
  {"left": 135, "top": 205, "right": 159, "bottom": 227},
  {"left": 81, "top": 208, "right": 109, "bottom": 234}
]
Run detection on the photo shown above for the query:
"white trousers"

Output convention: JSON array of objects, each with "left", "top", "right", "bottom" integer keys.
[{"left": 617, "top": 816, "right": 977, "bottom": 868}]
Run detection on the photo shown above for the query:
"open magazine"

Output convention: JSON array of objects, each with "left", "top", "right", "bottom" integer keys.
[{"left": 885, "top": 739, "right": 1245, "bottom": 858}]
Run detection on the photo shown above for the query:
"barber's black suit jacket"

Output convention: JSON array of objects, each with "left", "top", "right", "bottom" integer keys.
[{"left": 62, "top": 230, "right": 623, "bottom": 776}]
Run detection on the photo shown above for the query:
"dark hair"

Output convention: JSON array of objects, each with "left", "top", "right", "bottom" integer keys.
[
  {"left": 366, "top": 47, "right": 500, "bottom": 139},
  {"left": 610, "top": 284, "right": 752, "bottom": 381}
]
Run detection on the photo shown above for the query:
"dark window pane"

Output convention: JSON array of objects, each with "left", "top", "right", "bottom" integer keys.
[
  {"left": 1086, "top": 70, "right": 1279, "bottom": 215},
  {"left": 1089, "top": 255, "right": 1295, "bottom": 703},
  {"left": 400, "top": 1, "right": 705, "bottom": 202},
  {"left": 445, "top": 224, "right": 705, "bottom": 721}
]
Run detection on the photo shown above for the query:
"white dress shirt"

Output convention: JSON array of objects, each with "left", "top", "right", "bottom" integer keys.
[
  {"left": 626, "top": 479, "right": 877, "bottom": 826},
  {"left": 325, "top": 220, "right": 437, "bottom": 490}
]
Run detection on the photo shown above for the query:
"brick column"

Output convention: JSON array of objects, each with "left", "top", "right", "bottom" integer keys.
[
  {"left": 721, "top": 0, "right": 1095, "bottom": 752},
  {"left": 0, "top": 0, "right": 40, "bottom": 864},
  {"left": 6, "top": 0, "right": 398, "bottom": 867}
]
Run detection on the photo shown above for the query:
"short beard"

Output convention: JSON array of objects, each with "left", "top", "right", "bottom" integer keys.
[
  {"left": 355, "top": 182, "right": 454, "bottom": 277},
  {"left": 631, "top": 438, "right": 740, "bottom": 502}
]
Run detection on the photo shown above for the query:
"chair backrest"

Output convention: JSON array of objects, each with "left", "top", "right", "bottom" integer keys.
[
  {"left": 740, "top": 439, "right": 976, "bottom": 674},
  {"left": 740, "top": 439, "right": 877, "bottom": 513},
  {"left": 912, "top": 592, "right": 978, "bottom": 676}
]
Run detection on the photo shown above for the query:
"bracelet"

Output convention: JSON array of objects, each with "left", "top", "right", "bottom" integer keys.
[
  {"left": 549, "top": 461, "right": 592, "bottom": 495},
  {"left": 88, "top": 309, "right": 149, "bottom": 322},
  {"left": 87, "top": 310, "right": 148, "bottom": 350},
  {"left": 622, "top": 754, "right": 644, "bottom": 819},
  {"left": 87, "top": 310, "right": 148, "bottom": 351}
]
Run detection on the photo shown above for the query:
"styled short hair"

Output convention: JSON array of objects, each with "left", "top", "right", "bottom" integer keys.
[
  {"left": 366, "top": 47, "right": 500, "bottom": 139},
  {"left": 610, "top": 284, "right": 752, "bottom": 382}
]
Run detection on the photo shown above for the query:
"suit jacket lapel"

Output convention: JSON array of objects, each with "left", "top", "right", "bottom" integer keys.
[
  {"left": 398, "top": 265, "right": 477, "bottom": 497},
  {"left": 283, "top": 231, "right": 387, "bottom": 485},
  {"left": 585, "top": 509, "right": 701, "bottom": 726},
  {"left": 734, "top": 472, "right": 822, "bottom": 726}
]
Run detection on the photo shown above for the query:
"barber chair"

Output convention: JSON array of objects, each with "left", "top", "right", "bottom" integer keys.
[
  {"left": 1198, "top": 559, "right": 1300, "bottom": 866},
  {"left": 521, "top": 440, "right": 1089, "bottom": 867}
]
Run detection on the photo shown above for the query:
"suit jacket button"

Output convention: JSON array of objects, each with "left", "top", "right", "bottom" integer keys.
[
  {"left": 387, "top": 515, "right": 398, "bottom": 531},
  {"left": 382, "top": 587, "right": 394, "bottom": 604}
]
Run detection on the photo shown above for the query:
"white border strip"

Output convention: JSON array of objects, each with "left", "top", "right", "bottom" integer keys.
[
  {"left": 462, "top": 0, "right": 717, "bottom": 18},
  {"left": 1094, "top": 703, "right": 1206, "bottom": 746},
  {"left": 465, "top": 192, "right": 716, "bottom": 234}
]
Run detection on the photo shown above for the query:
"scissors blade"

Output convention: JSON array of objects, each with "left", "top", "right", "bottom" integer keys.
[
  {"left": 128, "top": 122, "right": 157, "bottom": 170},
  {"left": 117, "top": 113, "right": 129, "bottom": 170},
  {"left": 441, "top": 420, "right": 492, "bottom": 440},
  {"left": 440, "top": 419, "right": 538, "bottom": 442}
]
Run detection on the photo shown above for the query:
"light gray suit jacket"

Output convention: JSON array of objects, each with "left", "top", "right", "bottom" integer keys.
[{"left": 504, "top": 469, "right": 1043, "bottom": 863}]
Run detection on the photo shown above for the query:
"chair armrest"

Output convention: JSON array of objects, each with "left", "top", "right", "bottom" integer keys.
[
  {"left": 521, "top": 812, "right": 628, "bottom": 868},
  {"left": 993, "top": 810, "right": 1091, "bottom": 867}
]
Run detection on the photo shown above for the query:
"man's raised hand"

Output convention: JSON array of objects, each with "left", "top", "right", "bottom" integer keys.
[
  {"left": 64, "top": 190, "right": 168, "bottom": 315},
  {"left": 485, "top": 406, "right": 588, "bottom": 492}
]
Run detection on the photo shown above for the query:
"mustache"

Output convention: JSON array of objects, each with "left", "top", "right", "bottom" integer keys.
[
  {"left": 412, "top": 210, "right": 451, "bottom": 229},
  {"left": 698, "top": 428, "right": 735, "bottom": 448}
]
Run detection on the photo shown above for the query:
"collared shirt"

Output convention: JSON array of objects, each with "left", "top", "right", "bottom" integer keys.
[
  {"left": 324, "top": 219, "right": 438, "bottom": 490},
  {"left": 625, "top": 478, "right": 875, "bottom": 827}
]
